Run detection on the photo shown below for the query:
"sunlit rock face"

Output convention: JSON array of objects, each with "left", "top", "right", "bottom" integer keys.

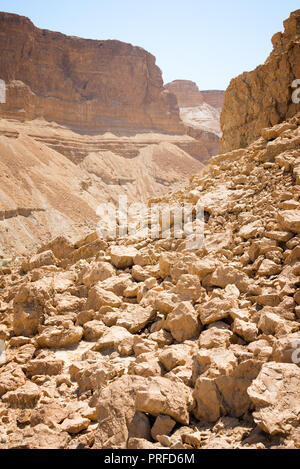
[
  {"left": 220, "top": 9, "right": 300, "bottom": 153},
  {"left": 1, "top": 112, "right": 300, "bottom": 449}
]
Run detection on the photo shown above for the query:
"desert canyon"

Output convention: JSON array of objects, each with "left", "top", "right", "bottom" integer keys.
[
  {"left": 0, "top": 8, "right": 300, "bottom": 451},
  {"left": 0, "top": 12, "right": 221, "bottom": 257}
]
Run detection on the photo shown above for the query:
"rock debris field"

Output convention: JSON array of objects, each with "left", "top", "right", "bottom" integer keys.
[{"left": 1, "top": 114, "right": 300, "bottom": 449}]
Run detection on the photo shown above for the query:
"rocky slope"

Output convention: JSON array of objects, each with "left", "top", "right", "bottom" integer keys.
[
  {"left": 165, "top": 80, "right": 224, "bottom": 137},
  {"left": 220, "top": 9, "right": 300, "bottom": 153},
  {"left": 165, "top": 81, "right": 205, "bottom": 107},
  {"left": 0, "top": 12, "right": 184, "bottom": 134},
  {"left": 0, "top": 113, "right": 300, "bottom": 449},
  {"left": 180, "top": 104, "right": 222, "bottom": 137},
  {"left": 0, "top": 118, "right": 206, "bottom": 258}
]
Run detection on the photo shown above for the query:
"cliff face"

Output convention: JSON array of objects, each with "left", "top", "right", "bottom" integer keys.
[
  {"left": 201, "top": 90, "right": 224, "bottom": 110},
  {"left": 165, "top": 80, "right": 223, "bottom": 138},
  {"left": 165, "top": 81, "right": 224, "bottom": 110},
  {"left": 0, "top": 12, "right": 184, "bottom": 134},
  {"left": 0, "top": 118, "right": 206, "bottom": 256},
  {"left": 165, "top": 80, "right": 205, "bottom": 106},
  {"left": 220, "top": 9, "right": 300, "bottom": 153}
]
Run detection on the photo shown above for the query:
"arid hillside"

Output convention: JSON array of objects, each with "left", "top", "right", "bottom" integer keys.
[
  {"left": 0, "top": 13, "right": 224, "bottom": 256},
  {"left": 0, "top": 118, "right": 207, "bottom": 257}
]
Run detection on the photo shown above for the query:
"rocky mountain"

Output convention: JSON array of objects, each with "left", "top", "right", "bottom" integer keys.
[
  {"left": 165, "top": 80, "right": 224, "bottom": 137},
  {"left": 220, "top": 9, "right": 300, "bottom": 153},
  {"left": 0, "top": 112, "right": 300, "bottom": 449},
  {"left": 0, "top": 12, "right": 184, "bottom": 134},
  {"left": 201, "top": 90, "right": 224, "bottom": 110}
]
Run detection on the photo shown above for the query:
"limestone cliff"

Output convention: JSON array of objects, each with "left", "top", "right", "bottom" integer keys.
[
  {"left": 0, "top": 12, "right": 184, "bottom": 134},
  {"left": 220, "top": 9, "right": 300, "bottom": 153}
]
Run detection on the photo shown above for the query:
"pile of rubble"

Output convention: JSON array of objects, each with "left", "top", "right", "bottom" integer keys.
[{"left": 0, "top": 114, "right": 300, "bottom": 449}]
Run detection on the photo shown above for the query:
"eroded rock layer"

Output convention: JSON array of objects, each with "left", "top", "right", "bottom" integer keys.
[{"left": 220, "top": 9, "right": 300, "bottom": 153}]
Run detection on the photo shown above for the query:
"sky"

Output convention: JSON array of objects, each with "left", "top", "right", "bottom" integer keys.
[{"left": 0, "top": 0, "right": 299, "bottom": 90}]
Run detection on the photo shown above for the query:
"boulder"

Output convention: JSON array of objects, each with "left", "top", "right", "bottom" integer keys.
[
  {"left": 154, "top": 291, "right": 178, "bottom": 314},
  {"left": 151, "top": 415, "right": 176, "bottom": 440},
  {"left": 2, "top": 381, "right": 41, "bottom": 408},
  {"left": 159, "top": 252, "right": 180, "bottom": 278},
  {"left": 248, "top": 362, "right": 300, "bottom": 435},
  {"left": 25, "top": 359, "right": 64, "bottom": 377},
  {"left": 188, "top": 257, "right": 217, "bottom": 280},
  {"left": 60, "top": 417, "right": 90, "bottom": 434},
  {"left": 233, "top": 319, "right": 258, "bottom": 343},
  {"left": 93, "top": 375, "right": 148, "bottom": 449},
  {"left": 257, "top": 259, "right": 282, "bottom": 276},
  {"left": 135, "top": 376, "right": 193, "bottom": 425},
  {"left": 74, "top": 361, "right": 117, "bottom": 394},
  {"left": 128, "top": 352, "right": 162, "bottom": 378},
  {"left": 239, "top": 221, "right": 263, "bottom": 239},
  {"left": 272, "top": 333, "right": 300, "bottom": 363},
  {"left": 193, "top": 359, "right": 262, "bottom": 422},
  {"left": 110, "top": 246, "right": 138, "bottom": 269},
  {"left": 159, "top": 344, "right": 193, "bottom": 371},
  {"left": 199, "top": 327, "right": 233, "bottom": 349},
  {"left": 197, "top": 297, "right": 232, "bottom": 325},
  {"left": 0, "top": 364, "right": 26, "bottom": 397},
  {"left": 36, "top": 325, "right": 83, "bottom": 348},
  {"left": 83, "top": 320, "right": 107, "bottom": 341},
  {"left": 92, "top": 326, "right": 133, "bottom": 352},
  {"left": 80, "top": 261, "right": 116, "bottom": 287},
  {"left": 22, "top": 250, "right": 57, "bottom": 272},
  {"left": 173, "top": 274, "right": 203, "bottom": 302},
  {"left": 116, "top": 305, "right": 156, "bottom": 333}
]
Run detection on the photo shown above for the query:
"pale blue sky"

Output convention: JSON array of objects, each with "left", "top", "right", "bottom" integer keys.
[{"left": 0, "top": 0, "right": 299, "bottom": 90}]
